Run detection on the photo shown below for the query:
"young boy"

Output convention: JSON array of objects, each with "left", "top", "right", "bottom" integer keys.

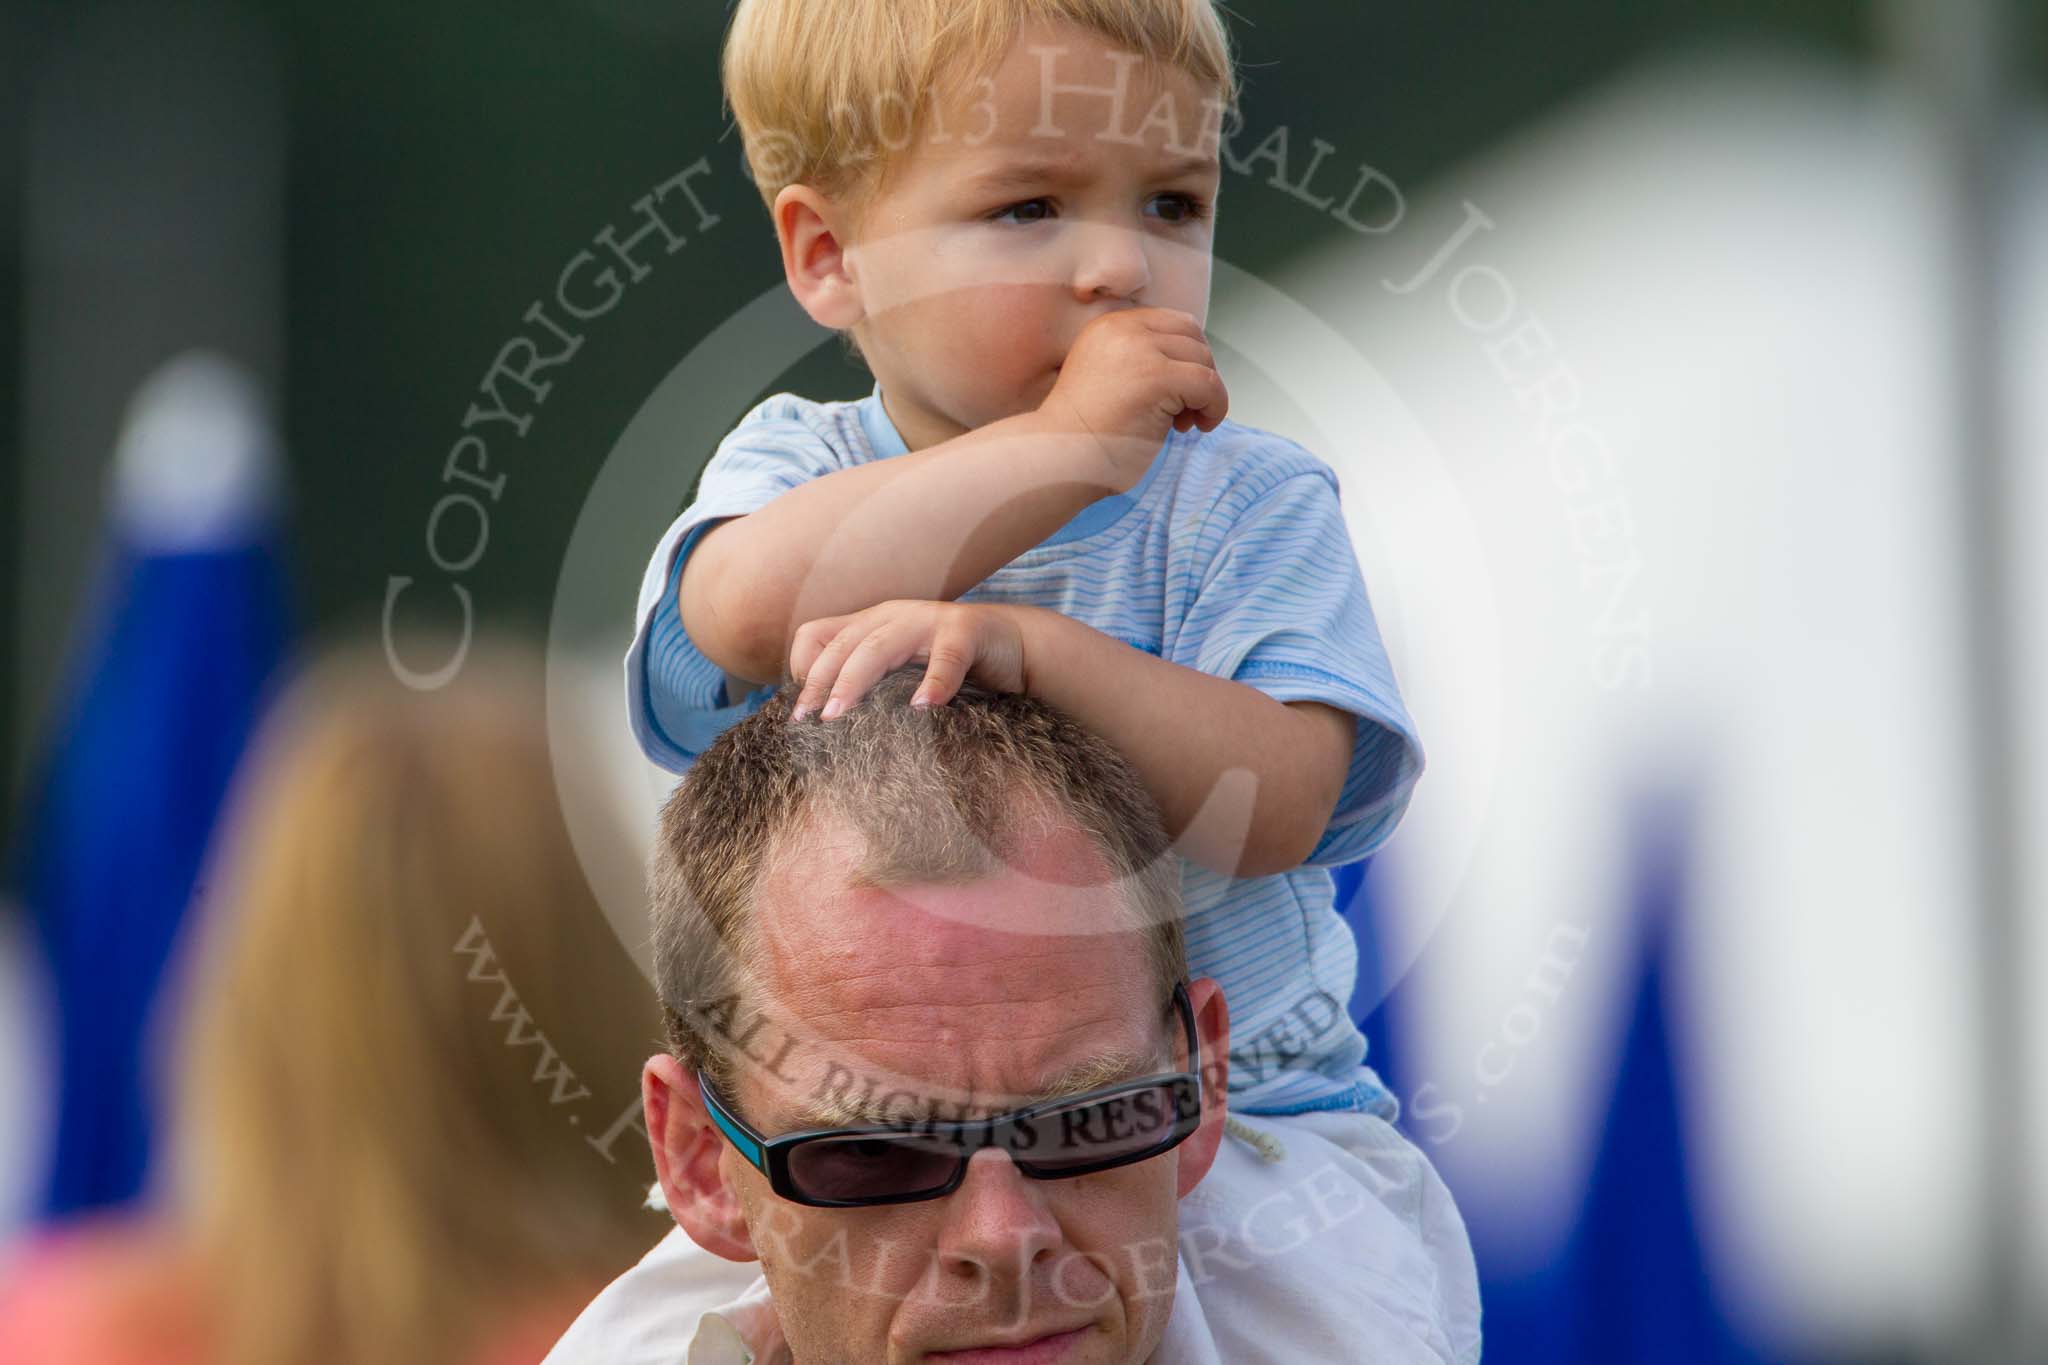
[{"left": 564, "top": 1, "right": 1482, "bottom": 1360}]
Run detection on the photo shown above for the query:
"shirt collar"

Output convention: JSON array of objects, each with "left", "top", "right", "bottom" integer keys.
[{"left": 857, "top": 381, "right": 909, "bottom": 462}]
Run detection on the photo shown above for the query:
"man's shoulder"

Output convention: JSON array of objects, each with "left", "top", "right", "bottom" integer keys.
[{"left": 538, "top": 1225, "right": 765, "bottom": 1365}]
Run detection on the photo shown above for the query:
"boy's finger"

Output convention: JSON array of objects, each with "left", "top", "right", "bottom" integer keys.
[
  {"left": 789, "top": 615, "right": 848, "bottom": 682},
  {"left": 1154, "top": 333, "right": 1213, "bottom": 368},
  {"left": 913, "top": 631, "right": 973, "bottom": 708},
  {"left": 1141, "top": 307, "right": 1203, "bottom": 338},
  {"left": 790, "top": 620, "right": 866, "bottom": 721},
  {"left": 820, "top": 621, "right": 916, "bottom": 721},
  {"left": 1181, "top": 364, "right": 1229, "bottom": 429}
]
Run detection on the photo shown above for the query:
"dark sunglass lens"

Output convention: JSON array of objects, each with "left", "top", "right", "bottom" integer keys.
[
  {"left": 787, "top": 1132, "right": 959, "bottom": 1202},
  {"left": 1012, "top": 1082, "right": 1196, "bottom": 1172}
]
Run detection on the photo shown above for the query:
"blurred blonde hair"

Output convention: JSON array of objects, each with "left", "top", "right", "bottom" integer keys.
[
  {"left": 721, "top": 0, "right": 1242, "bottom": 226},
  {"left": 170, "top": 634, "right": 663, "bottom": 1365}
]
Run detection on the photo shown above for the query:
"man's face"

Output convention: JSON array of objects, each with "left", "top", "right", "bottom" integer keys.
[
  {"left": 823, "top": 18, "right": 1225, "bottom": 452},
  {"left": 718, "top": 816, "right": 1196, "bottom": 1364}
]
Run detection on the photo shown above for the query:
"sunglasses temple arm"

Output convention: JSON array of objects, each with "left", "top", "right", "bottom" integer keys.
[{"left": 698, "top": 1073, "right": 770, "bottom": 1172}]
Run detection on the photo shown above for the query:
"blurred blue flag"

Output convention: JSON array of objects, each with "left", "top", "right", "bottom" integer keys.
[
  {"left": 1473, "top": 795, "right": 1771, "bottom": 1364},
  {"left": 11, "top": 354, "right": 290, "bottom": 1219},
  {"left": 1346, "top": 801, "right": 1786, "bottom": 1363},
  {"left": 1566, "top": 798, "right": 1761, "bottom": 1361},
  {"left": 1334, "top": 858, "right": 1399, "bottom": 1087}
]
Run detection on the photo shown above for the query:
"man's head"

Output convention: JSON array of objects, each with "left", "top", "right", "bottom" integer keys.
[
  {"left": 643, "top": 670, "right": 1229, "bottom": 1364},
  {"left": 721, "top": 0, "right": 1239, "bottom": 451}
]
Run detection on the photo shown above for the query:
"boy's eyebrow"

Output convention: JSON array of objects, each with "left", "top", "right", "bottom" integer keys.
[{"left": 968, "top": 150, "right": 1220, "bottom": 192}]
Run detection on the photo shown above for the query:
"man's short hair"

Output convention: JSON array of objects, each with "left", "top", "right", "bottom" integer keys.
[
  {"left": 650, "top": 668, "right": 1187, "bottom": 1091},
  {"left": 719, "top": 0, "right": 1242, "bottom": 226}
]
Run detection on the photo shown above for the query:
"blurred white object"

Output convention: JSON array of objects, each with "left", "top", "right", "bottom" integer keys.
[
  {"left": 110, "top": 351, "right": 281, "bottom": 551},
  {"left": 18, "top": 0, "right": 283, "bottom": 770},
  {"left": 1266, "top": 43, "right": 2046, "bottom": 1360}
]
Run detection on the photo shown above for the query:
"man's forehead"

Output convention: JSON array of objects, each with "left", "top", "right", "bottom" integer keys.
[
  {"left": 740, "top": 813, "right": 1157, "bottom": 1106},
  {"left": 753, "top": 807, "right": 1139, "bottom": 961},
  {"left": 733, "top": 985, "right": 1167, "bottom": 1132}
]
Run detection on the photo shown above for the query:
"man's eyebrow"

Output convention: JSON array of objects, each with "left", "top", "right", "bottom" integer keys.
[
  {"left": 791, "top": 1093, "right": 899, "bottom": 1130},
  {"left": 967, "top": 151, "right": 1220, "bottom": 192},
  {"left": 1030, "top": 1047, "right": 1160, "bottom": 1101},
  {"left": 788, "top": 1048, "right": 1162, "bottom": 1129}
]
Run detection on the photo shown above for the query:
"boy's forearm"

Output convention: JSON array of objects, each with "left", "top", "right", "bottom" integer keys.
[
  {"left": 683, "top": 410, "right": 1112, "bottom": 682},
  {"left": 1007, "top": 607, "right": 1355, "bottom": 879}
]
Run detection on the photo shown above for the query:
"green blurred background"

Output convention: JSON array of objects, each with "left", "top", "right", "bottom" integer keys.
[{"left": 4, "top": 0, "right": 2041, "bottom": 840}]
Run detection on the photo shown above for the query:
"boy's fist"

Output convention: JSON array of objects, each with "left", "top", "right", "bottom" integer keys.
[{"left": 1039, "top": 307, "right": 1229, "bottom": 493}]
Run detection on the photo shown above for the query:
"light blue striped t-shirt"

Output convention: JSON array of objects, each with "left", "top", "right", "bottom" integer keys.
[{"left": 623, "top": 382, "right": 1425, "bottom": 1116}]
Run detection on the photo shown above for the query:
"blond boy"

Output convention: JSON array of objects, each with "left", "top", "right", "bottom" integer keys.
[{"left": 561, "top": 1, "right": 1482, "bottom": 1360}]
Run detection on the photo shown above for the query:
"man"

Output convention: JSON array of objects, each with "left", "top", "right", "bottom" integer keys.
[{"left": 548, "top": 671, "right": 1476, "bottom": 1362}]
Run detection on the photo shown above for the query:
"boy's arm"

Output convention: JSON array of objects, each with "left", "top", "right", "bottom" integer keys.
[
  {"left": 686, "top": 308, "right": 1228, "bottom": 685},
  {"left": 682, "top": 406, "right": 1110, "bottom": 684},
  {"left": 1016, "top": 607, "right": 1357, "bottom": 879},
  {"left": 784, "top": 600, "right": 1354, "bottom": 878}
]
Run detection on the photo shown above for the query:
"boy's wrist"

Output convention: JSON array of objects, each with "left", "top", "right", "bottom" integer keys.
[
  {"left": 998, "top": 407, "right": 1128, "bottom": 499},
  {"left": 999, "top": 603, "right": 1096, "bottom": 697}
]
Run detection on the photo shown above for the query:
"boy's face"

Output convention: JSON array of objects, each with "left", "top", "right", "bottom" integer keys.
[{"left": 777, "top": 19, "right": 1225, "bottom": 453}]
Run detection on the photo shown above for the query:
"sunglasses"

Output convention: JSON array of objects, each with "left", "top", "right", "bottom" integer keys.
[{"left": 698, "top": 983, "right": 1203, "bottom": 1208}]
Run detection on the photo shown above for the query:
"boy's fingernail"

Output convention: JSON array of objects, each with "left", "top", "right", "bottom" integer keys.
[
  {"left": 911, "top": 690, "right": 933, "bottom": 708},
  {"left": 788, "top": 704, "right": 811, "bottom": 723},
  {"left": 820, "top": 698, "right": 845, "bottom": 721}
]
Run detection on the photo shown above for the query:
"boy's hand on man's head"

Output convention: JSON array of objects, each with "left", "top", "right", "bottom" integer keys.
[
  {"left": 787, "top": 600, "right": 1028, "bottom": 722},
  {"left": 1038, "top": 307, "right": 1229, "bottom": 495}
]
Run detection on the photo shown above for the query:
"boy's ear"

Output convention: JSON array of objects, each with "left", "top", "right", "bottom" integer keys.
[
  {"left": 644, "top": 1054, "right": 759, "bottom": 1262},
  {"left": 774, "top": 184, "right": 865, "bottom": 332}
]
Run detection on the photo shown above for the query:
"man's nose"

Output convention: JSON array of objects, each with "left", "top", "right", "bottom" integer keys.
[
  {"left": 932, "top": 1147, "right": 1063, "bottom": 1283},
  {"left": 1071, "top": 217, "right": 1150, "bottom": 303}
]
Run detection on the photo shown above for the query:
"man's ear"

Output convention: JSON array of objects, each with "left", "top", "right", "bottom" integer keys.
[
  {"left": 773, "top": 184, "right": 865, "bottom": 333},
  {"left": 1175, "top": 977, "right": 1230, "bottom": 1198},
  {"left": 644, "top": 1054, "right": 758, "bottom": 1262}
]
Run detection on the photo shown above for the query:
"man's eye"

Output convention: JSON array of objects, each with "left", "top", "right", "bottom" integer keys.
[{"left": 988, "top": 197, "right": 1054, "bottom": 225}]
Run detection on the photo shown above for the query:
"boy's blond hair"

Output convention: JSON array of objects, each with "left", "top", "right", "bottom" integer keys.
[{"left": 721, "top": 0, "right": 1241, "bottom": 229}]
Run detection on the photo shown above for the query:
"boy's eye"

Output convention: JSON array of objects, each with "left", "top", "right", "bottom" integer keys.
[
  {"left": 988, "top": 197, "right": 1054, "bottom": 225},
  {"left": 1152, "top": 192, "right": 1210, "bottom": 225},
  {"left": 984, "top": 194, "right": 1211, "bottom": 227}
]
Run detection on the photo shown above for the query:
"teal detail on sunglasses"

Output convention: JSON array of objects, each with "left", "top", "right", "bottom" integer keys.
[
  {"left": 696, "top": 983, "right": 1203, "bottom": 1209},
  {"left": 702, "top": 1087, "right": 764, "bottom": 1168}
]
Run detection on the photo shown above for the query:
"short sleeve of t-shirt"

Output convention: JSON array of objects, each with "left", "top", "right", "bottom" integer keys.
[
  {"left": 624, "top": 397, "right": 852, "bottom": 771},
  {"left": 1168, "top": 463, "right": 1425, "bottom": 866}
]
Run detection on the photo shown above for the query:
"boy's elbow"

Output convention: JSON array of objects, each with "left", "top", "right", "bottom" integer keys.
[
  {"left": 1240, "top": 702, "right": 1352, "bottom": 875},
  {"left": 727, "top": 614, "right": 791, "bottom": 687},
  {"left": 1175, "top": 795, "right": 1323, "bottom": 878},
  {"left": 1237, "top": 811, "right": 1325, "bottom": 879},
  {"left": 1234, "top": 752, "right": 1345, "bottom": 876},
  {"left": 683, "top": 578, "right": 786, "bottom": 684}
]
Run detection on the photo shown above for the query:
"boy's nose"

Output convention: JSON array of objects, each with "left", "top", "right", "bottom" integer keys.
[{"left": 1071, "top": 219, "right": 1150, "bottom": 303}]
